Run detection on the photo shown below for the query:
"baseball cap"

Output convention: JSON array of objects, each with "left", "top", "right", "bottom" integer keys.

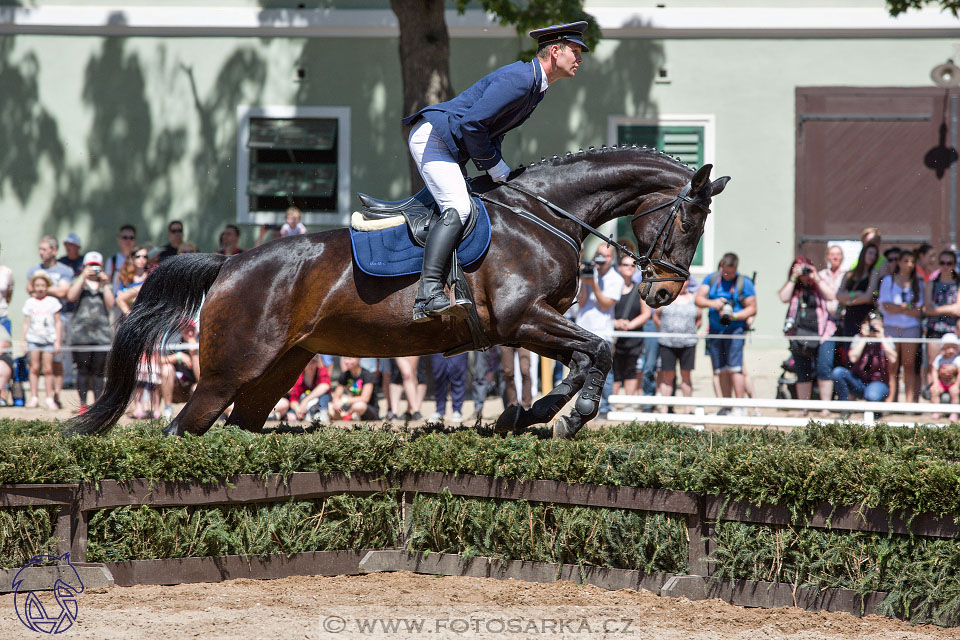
[
  {"left": 64, "top": 232, "right": 82, "bottom": 247},
  {"left": 83, "top": 251, "right": 104, "bottom": 266},
  {"left": 941, "top": 333, "right": 959, "bottom": 347}
]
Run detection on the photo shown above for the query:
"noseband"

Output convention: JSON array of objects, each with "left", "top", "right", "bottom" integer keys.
[{"left": 629, "top": 183, "right": 698, "bottom": 284}]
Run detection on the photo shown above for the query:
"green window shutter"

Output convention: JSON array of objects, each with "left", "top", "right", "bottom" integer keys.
[{"left": 616, "top": 125, "right": 705, "bottom": 267}]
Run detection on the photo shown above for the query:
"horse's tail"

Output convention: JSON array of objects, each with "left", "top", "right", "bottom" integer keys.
[{"left": 65, "top": 253, "right": 228, "bottom": 436}]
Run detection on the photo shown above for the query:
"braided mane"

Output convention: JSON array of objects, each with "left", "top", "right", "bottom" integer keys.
[{"left": 518, "top": 144, "right": 693, "bottom": 174}]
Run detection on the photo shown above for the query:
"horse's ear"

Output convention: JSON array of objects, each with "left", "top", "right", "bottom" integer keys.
[
  {"left": 710, "top": 176, "right": 731, "bottom": 196},
  {"left": 690, "top": 164, "right": 713, "bottom": 193}
]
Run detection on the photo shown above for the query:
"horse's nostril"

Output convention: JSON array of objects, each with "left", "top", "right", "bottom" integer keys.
[{"left": 655, "top": 287, "right": 671, "bottom": 306}]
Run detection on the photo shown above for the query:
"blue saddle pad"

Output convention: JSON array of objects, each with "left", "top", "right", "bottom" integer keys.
[{"left": 350, "top": 198, "right": 491, "bottom": 277}]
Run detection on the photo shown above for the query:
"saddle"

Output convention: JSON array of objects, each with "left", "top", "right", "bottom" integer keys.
[{"left": 353, "top": 186, "right": 480, "bottom": 246}]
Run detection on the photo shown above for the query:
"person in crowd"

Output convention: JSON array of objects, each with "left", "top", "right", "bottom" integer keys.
[
  {"left": 132, "top": 351, "right": 162, "bottom": 419},
  {"left": 157, "top": 220, "right": 185, "bottom": 262},
  {"left": 928, "top": 332, "right": 960, "bottom": 420},
  {"left": 27, "top": 236, "right": 74, "bottom": 406},
  {"left": 500, "top": 346, "right": 533, "bottom": 411},
  {"left": 0, "top": 324, "right": 13, "bottom": 405},
  {"left": 779, "top": 256, "right": 837, "bottom": 413},
  {"left": 469, "top": 348, "right": 499, "bottom": 421},
  {"left": 329, "top": 356, "right": 378, "bottom": 421},
  {"left": 390, "top": 356, "right": 423, "bottom": 420},
  {"left": 695, "top": 253, "right": 757, "bottom": 413},
  {"left": 429, "top": 352, "right": 468, "bottom": 422},
  {"left": 105, "top": 224, "right": 137, "bottom": 288},
  {"left": 281, "top": 207, "right": 307, "bottom": 237},
  {"left": 66, "top": 252, "right": 114, "bottom": 414},
  {"left": 59, "top": 233, "right": 84, "bottom": 276},
  {"left": 838, "top": 243, "right": 881, "bottom": 337},
  {"left": 159, "top": 320, "right": 201, "bottom": 420},
  {"left": 115, "top": 246, "right": 150, "bottom": 315},
  {"left": 916, "top": 243, "right": 937, "bottom": 282},
  {"left": 22, "top": 271, "right": 61, "bottom": 410},
  {"left": 819, "top": 245, "right": 846, "bottom": 324},
  {"left": 611, "top": 257, "right": 648, "bottom": 397},
  {"left": 576, "top": 243, "right": 623, "bottom": 418},
  {"left": 270, "top": 354, "right": 332, "bottom": 423},
  {"left": 831, "top": 309, "right": 895, "bottom": 404},
  {"left": 654, "top": 275, "right": 701, "bottom": 412},
  {"left": 218, "top": 224, "right": 244, "bottom": 255},
  {"left": 178, "top": 242, "right": 198, "bottom": 255},
  {"left": 851, "top": 227, "right": 891, "bottom": 277},
  {"left": 0, "top": 242, "right": 13, "bottom": 335},
  {"left": 878, "top": 248, "right": 924, "bottom": 403},
  {"left": 883, "top": 246, "right": 901, "bottom": 269},
  {"left": 923, "top": 249, "right": 960, "bottom": 371}
]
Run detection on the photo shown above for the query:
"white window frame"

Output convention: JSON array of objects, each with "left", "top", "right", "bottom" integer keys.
[
  {"left": 236, "top": 105, "right": 351, "bottom": 227},
  {"left": 607, "top": 114, "right": 716, "bottom": 276}
]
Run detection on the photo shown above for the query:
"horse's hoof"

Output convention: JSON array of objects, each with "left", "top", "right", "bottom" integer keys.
[
  {"left": 553, "top": 415, "right": 582, "bottom": 439},
  {"left": 494, "top": 404, "right": 524, "bottom": 434},
  {"left": 162, "top": 423, "right": 181, "bottom": 437}
]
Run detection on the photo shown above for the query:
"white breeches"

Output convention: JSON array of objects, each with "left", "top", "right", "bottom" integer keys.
[{"left": 407, "top": 120, "right": 472, "bottom": 223}]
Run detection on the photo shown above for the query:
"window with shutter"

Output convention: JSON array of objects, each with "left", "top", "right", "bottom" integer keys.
[
  {"left": 237, "top": 106, "right": 351, "bottom": 227},
  {"left": 609, "top": 119, "right": 712, "bottom": 270}
]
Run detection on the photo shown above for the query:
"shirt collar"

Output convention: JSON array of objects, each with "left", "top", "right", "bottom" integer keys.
[{"left": 536, "top": 58, "right": 549, "bottom": 92}]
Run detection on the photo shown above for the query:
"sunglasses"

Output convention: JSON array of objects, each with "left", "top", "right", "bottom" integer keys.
[
  {"left": 120, "top": 235, "right": 135, "bottom": 240},
  {"left": 134, "top": 253, "right": 148, "bottom": 259},
  {"left": 170, "top": 228, "right": 183, "bottom": 233},
  {"left": 941, "top": 261, "right": 956, "bottom": 266}
]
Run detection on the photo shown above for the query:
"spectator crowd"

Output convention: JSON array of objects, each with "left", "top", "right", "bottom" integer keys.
[{"left": 1, "top": 218, "right": 959, "bottom": 422}]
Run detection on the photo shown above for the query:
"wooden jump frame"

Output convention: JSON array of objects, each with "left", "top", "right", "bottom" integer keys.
[{"left": 2, "top": 471, "right": 954, "bottom": 618}]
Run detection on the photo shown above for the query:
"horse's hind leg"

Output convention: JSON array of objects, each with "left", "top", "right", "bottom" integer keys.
[
  {"left": 226, "top": 346, "right": 315, "bottom": 431},
  {"left": 163, "top": 377, "right": 237, "bottom": 436}
]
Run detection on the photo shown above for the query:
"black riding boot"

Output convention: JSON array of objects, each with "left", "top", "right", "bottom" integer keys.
[{"left": 413, "top": 207, "right": 472, "bottom": 322}]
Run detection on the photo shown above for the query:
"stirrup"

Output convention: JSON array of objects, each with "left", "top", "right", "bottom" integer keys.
[{"left": 412, "top": 293, "right": 472, "bottom": 323}]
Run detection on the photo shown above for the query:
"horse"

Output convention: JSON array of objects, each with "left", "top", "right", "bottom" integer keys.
[{"left": 67, "top": 145, "right": 729, "bottom": 439}]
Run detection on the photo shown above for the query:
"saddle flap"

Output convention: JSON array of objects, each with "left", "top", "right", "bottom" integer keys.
[{"left": 355, "top": 188, "right": 481, "bottom": 247}]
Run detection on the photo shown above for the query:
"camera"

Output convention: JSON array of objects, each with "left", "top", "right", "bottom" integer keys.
[
  {"left": 783, "top": 316, "right": 795, "bottom": 334},
  {"left": 719, "top": 303, "right": 735, "bottom": 326},
  {"left": 579, "top": 254, "right": 607, "bottom": 278},
  {"left": 801, "top": 266, "right": 813, "bottom": 276},
  {"left": 90, "top": 266, "right": 102, "bottom": 275}
]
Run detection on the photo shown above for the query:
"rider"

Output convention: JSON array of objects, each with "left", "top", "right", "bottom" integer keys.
[{"left": 402, "top": 22, "right": 588, "bottom": 321}]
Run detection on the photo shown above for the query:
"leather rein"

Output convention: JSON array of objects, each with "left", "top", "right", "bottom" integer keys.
[{"left": 477, "top": 181, "right": 697, "bottom": 284}]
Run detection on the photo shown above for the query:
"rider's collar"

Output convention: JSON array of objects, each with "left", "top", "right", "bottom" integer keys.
[{"left": 536, "top": 58, "right": 549, "bottom": 92}]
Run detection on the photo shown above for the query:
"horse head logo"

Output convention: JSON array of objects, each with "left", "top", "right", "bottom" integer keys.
[{"left": 12, "top": 552, "right": 84, "bottom": 634}]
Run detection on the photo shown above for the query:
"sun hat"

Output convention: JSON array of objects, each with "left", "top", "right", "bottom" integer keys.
[
  {"left": 941, "top": 333, "right": 959, "bottom": 347},
  {"left": 83, "top": 251, "right": 103, "bottom": 266},
  {"left": 29, "top": 270, "right": 53, "bottom": 287}
]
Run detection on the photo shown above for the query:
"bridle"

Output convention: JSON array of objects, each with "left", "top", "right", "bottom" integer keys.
[{"left": 486, "top": 181, "right": 702, "bottom": 284}]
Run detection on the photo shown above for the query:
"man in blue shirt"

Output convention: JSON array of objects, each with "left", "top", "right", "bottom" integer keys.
[
  {"left": 695, "top": 253, "right": 757, "bottom": 406},
  {"left": 402, "top": 22, "right": 588, "bottom": 321}
]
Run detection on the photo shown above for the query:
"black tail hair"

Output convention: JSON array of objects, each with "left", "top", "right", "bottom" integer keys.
[{"left": 65, "top": 253, "right": 227, "bottom": 435}]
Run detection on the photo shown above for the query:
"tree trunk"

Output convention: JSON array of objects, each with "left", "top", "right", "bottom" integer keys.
[{"left": 390, "top": 0, "right": 453, "bottom": 191}]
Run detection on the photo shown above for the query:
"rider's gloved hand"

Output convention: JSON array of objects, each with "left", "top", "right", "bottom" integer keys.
[{"left": 487, "top": 160, "right": 510, "bottom": 183}]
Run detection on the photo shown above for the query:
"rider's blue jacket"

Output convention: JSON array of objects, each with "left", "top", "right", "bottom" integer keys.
[{"left": 402, "top": 60, "right": 546, "bottom": 172}]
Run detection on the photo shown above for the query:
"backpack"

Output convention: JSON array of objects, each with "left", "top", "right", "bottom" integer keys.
[{"left": 706, "top": 272, "right": 746, "bottom": 307}]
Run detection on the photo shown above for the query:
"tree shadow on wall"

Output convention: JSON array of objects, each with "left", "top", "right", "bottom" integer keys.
[
  {"left": 46, "top": 38, "right": 187, "bottom": 250},
  {"left": 180, "top": 48, "right": 267, "bottom": 248},
  {"left": 0, "top": 37, "right": 65, "bottom": 207}
]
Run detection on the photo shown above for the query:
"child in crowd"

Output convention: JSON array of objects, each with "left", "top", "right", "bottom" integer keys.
[
  {"left": 132, "top": 351, "right": 162, "bottom": 419},
  {"left": 329, "top": 356, "right": 379, "bottom": 421},
  {"left": 280, "top": 207, "right": 307, "bottom": 237},
  {"left": 929, "top": 332, "right": 960, "bottom": 421},
  {"left": 22, "top": 271, "right": 62, "bottom": 410},
  {"left": 271, "top": 354, "right": 332, "bottom": 423}
]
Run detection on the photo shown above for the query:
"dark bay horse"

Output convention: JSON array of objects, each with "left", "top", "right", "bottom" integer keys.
[{"left": 68, "top": 146, "right": 729, "bottom": 439}]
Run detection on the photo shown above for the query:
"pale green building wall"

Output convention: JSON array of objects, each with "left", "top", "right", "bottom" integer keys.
[{"left": 0, "top": 3, "right": 955, "bottom": 344}]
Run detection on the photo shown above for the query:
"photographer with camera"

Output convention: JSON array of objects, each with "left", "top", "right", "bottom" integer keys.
[
  {"left": 575, "top": 244, "right": 623, "bottom": 418},
  {"left": 830, "top": 309, "right": 895, "bottom": 405},
  {"left": 779, "top": 256, "right": 837, "bottom": 412},
  {"left": 66, "top": 251, "right": 114, "bottom": 413},
  {"left": 695, "top": 253, "right": 756, "bottom": 411}
]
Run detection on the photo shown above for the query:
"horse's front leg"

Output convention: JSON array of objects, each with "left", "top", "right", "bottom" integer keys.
[{"left": 494, "top": 306, "right": 611, "bottom": 438}]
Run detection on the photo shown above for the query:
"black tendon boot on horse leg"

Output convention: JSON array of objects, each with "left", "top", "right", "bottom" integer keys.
[
  {"left": 413, "top": 208, "right": 472, "bottom": 322},
  {"left": 553, "top": 366, "right": 605, "bottom": 439}
]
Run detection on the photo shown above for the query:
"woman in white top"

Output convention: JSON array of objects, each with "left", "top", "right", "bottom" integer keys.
[{"left": 877, "top": 249, "right": 924, "bottom": 403}]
